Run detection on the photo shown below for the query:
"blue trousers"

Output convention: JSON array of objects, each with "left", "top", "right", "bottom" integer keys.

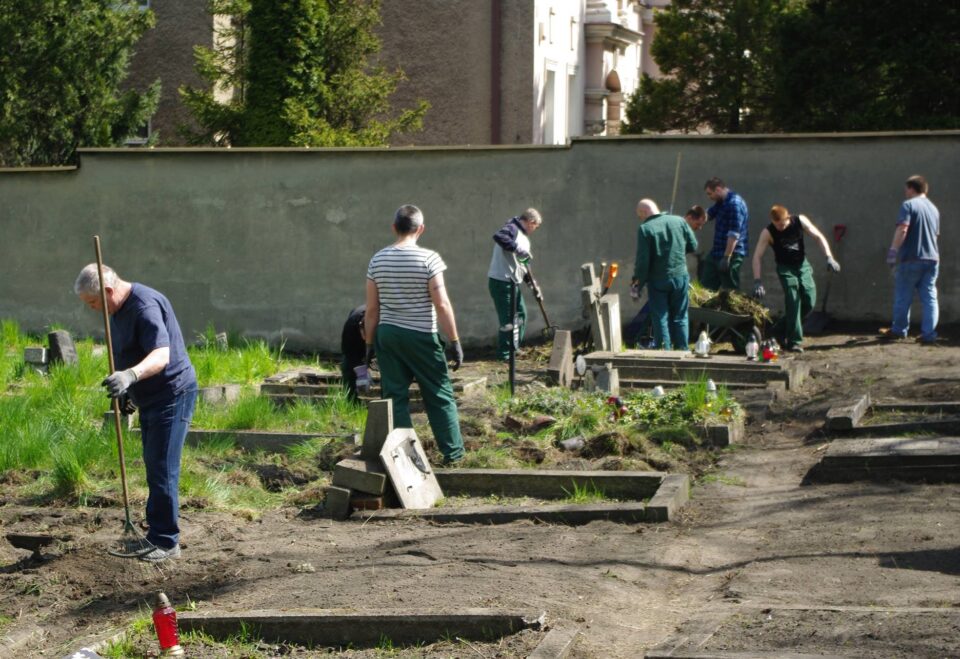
[
  {"left": 647, "top": 275, "right": 690, "bottom": 350},
  {"left": 892, "top": 260, "right": 939, "bottom": 341},
  {"left": 139, "top": 385, "right": 197, "bottom": 548}
]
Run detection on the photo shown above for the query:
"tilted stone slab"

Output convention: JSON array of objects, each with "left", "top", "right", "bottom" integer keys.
[
  {"left": 179, "top": 608, "right": 544, "bottom": 647},
  {"left": 332, "top": 457, "right": 386, "bottom": 495},
  {"left": 825, "top": 393, "right": 871, "bottom": 430}
]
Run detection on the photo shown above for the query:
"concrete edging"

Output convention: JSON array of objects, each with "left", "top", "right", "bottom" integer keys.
[
  {"left": 178, "top": 608, "right": 545, "bottom": 648},
  {"left": 352, "top": 501, "right": 649, "bottom": 525},
  {"left": 435, "top": 469, "right": 665, "bottom": 499}
]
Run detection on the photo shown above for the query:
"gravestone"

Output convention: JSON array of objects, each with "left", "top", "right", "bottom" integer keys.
[
  {"left": 547, "top": 330, "right": 574, "bottom": 387},
  {"left": 48, "top": 330, "right": 78, "bottom": 366},
  {"left": 361, "top": 399, "right": 394, "bottom": 460}
]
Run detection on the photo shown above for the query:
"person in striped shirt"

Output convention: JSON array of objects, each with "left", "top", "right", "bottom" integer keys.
[{"left": 364, "top": 205, "right": 465, "bottom": 464}]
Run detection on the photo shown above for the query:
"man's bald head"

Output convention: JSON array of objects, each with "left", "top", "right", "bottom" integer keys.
[{"left": 636, "top": 199, "right": 660, "bottom": 221}]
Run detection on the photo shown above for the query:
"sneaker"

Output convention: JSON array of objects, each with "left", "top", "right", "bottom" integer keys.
[
  {"left": 441, "top": 456, "right": 464, "bottom": 467},
  {"left": 785, "top": 344, "right": 804, "bottom": 353},
  {"left": 138, "top": 544, "right": 181, "bottom": 562},
  {"left": 918, "top": 336, "right": 941, "bottom": 346},
  {"left": 878, "top": 328, "right": 908, "bottom": 341}
]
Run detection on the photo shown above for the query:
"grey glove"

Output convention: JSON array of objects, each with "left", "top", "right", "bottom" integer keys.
[
  {"left": 826, "top": 257, "right": 841, "bottom": 273},
  {"left": 718, "top": 255, "right": 731, "bottom": 273},
  {"left": 753, "top": 279, "right": 765, "bottom": 300},
  {"left": 447, "top": 340, "right": 464, "bottom": 371},
  {"left": 102, "top": 368, "right": 138, "bottom": 398},
  {"left": 629, "top": 281, "right": 640, "bottom": 300},
  {"left": 118, "top": 393, "right": 137, "bottom": 416}
]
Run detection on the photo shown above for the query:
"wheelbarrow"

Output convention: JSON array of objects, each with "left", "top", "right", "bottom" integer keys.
[{"left": 688, "top": 306, "right": 757, "bottom": 353}]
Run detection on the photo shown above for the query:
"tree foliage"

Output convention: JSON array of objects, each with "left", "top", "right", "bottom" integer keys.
[
  {"left": 625, "top": 0, "right": 960, "bottom": 133},
  {"left": 0, "top": 0, "right": 159, "bottom": 166},
  {"left": 770, "top": 0, "right": 960, "bottom": 131},
  {"left": 180, "top": 0, "right": 427, "bottom": 147},
  {"left": 624, "top": 0, "right": 789, "bottom": 134}
]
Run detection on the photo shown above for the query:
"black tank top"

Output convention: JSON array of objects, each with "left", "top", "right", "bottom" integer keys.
[{"left": 768, "top": 216, "right": 805, "bottom": 266}]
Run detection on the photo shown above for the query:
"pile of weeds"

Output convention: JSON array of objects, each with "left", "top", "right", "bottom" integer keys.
[{"left": 689, "top": 281, "right": 771, "bottom": 326}]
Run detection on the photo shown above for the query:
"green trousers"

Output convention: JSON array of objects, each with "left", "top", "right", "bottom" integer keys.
[
  {"left": 701, "top": 253, "right": 744, "bottom": 291},
  {"left": 374, "top": 323, "right": 465, "bottom": 462},
  {"left": 772, "top": 260, "right": 816, "bottom": 348},
  {"left": 647, "top": 274, "right": 691, "bottom": 350},
  {"left": 488, "top": 277, "right": 526, "bottom": 361}
]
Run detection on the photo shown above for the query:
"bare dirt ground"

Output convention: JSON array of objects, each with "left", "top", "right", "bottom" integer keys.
[{"left": 2, "top": 329, "right": 959, "bottom": 657}]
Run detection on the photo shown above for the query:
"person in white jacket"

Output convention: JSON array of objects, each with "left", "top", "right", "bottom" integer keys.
[{"left": 487, "top": 208, "right": 542, "bottom": 361}]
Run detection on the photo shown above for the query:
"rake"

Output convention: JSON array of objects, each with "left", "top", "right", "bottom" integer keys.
[{"left": 93, "top": 236, "right": 156, "bottom": 559}]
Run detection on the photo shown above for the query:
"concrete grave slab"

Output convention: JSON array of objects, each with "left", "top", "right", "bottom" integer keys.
[
  {"left": 810, "top": 436, "right": 960, "bottom": 482},
  {"left": 178, "top": 608, "right": 544, "bottom": 648},
  {"left": 380, "top": 428, "right": 442, "bottom": 509},
  {"left": 435, "top": 469, "right": 665, "bottom": 499},
  {"left": 825, "top": 393, "right": 871, "bottom": 430},
  {"left": 353, "top": 501, "right": 649, "bottom": 525},
  {"left": 547, "top": 330, "right": 575, "bottom": 387},
  {"left": 528, "top": 626, "right": 580, "bottom": 659},
  {"left": 47, "top": 330, "right": 78, "bottom": 366},
  {"left": 361, "top": 399, "right": 393, "bottom": 460},
  {"left": 323, "top": 486, "right": 352, "bottom": 520},
  {"left": 824, "top": 394, "right": 960, "bottom": 438}
]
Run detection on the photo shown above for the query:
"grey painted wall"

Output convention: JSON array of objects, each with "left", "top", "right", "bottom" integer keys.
[{"left": 1, "top": 133, "right": 957, "bottom": 351}]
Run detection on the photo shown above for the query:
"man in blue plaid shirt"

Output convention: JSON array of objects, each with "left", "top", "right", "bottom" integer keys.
[{"left": 702, "top": 177, "right": 749, "bottom": 291}]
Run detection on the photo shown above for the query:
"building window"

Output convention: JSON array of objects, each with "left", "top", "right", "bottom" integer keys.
[
  {"left": 544, "top": 69, "right": 556, "bottom": 144},
  {"left": 548, "top": 7, "right": 555, "bottom": 44},
  {"left": 569, "top": 17, "right": 577, "bottom": 51},
  {"left": 125, "top": 121, "right": 151, "bottom": 146}
]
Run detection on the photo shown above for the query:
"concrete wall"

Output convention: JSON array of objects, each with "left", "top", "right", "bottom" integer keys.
[{"left": 1, "top": 133, "right": 957, "bottom": 351}]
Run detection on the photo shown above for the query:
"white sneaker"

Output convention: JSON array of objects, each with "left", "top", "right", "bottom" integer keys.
[{"left": 138, "top": 544, "right": 181, "bottom": 562}]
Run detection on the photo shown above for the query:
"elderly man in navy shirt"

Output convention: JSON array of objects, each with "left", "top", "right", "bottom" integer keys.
[
  {"left": 702, "top": 177, "right": 750, "bottom": 291},
  {"left": 75, "top": 263, "right": 197, "bottom": 562}
]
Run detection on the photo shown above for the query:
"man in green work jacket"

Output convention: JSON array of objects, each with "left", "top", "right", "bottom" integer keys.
[{"left": 631, "top": 199, "right": 699, "bottom": 350}]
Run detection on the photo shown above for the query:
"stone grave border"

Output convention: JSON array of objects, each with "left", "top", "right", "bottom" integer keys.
[
  {"left": 825, "top": 393, "right": 960, "bottom": 436},
  {"left": 350, "top": 469, "right": 690, "bottom": 525}
]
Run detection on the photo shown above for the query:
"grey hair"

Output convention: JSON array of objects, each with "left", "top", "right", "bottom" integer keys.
[
  {"left": 520, "top": 208, "right": 542, "bottom": 225},
  {"left": 394, "top": 204, "right": 424, "bottom": 235},
  {"left": 74, "top": 263, "right": 118, "bottom": 296}
]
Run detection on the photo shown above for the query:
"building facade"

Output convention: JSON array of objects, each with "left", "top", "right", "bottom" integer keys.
[{"left": 125, "top": 0, "right": 666, "bottom": 146}]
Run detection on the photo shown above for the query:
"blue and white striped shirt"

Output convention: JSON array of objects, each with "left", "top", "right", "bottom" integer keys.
[{"left": 367, "top": 245, "right": 447, "bottom": 334}]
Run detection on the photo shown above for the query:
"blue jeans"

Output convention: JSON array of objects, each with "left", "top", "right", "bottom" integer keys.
[
  {"left": 139, "top": 385, "right": 197, "bottom": 548},
  {"left": 892, "top": 260, "right": 939, "bottom": 341},
  {"left": 647, "top": 274, "right": 690, "bottom": 350}
]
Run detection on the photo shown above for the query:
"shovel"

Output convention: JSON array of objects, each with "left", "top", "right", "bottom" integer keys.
[
  {"left": 524, "top": 265, "right": 559, "bottom": 338},
  {"left": 803, "top": 224, "right": 846, "bottom": 335}
]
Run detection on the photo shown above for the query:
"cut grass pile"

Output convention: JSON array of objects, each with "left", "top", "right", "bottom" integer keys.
[
  {"left": 0, "top": 321, "right": 351, "bottom": 514},
  {"left": 689, "top": 281, "right": 771, "bottom": 327}
]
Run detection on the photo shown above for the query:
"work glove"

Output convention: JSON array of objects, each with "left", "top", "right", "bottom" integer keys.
[
  {"left": 718, "top": 255, "right": 732, "bottom": 273},
  {"left": 102, "top": 368, "right": 137, "bottom": 399},
  {"left": 118, "top": 393, "right": 137, "bottom": 417},
  {"left": 885, "top": 248, "right": 898, "bottom": 267},
  {"left": 826, "top": 257, "right": 841, "bottom": 273},
  {"left": 515, "top": 248, "right": 532, "bottom": 264},
  {"left": 447, "top": 340, "right": 464, "bottom": 371},
  {"left": 629, "top": 280, "right": 640, "bottom": 301},
  {"left": 753, "top": 279, "right": 765, "bottom": 300},
  {"left": 365, "top": 344, "right": 376, "bottom": 368}
]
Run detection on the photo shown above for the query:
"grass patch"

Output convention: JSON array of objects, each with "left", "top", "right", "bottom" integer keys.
[
  {"left": 560, "top": 480, "right": 609, "bottom": 503},
  {"left": 699, "top": 472, "right": 747, "bottom": 487}
]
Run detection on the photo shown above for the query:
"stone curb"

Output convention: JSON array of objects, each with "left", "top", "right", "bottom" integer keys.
[{"left": 351, "top": 501, "right": 649, "bottom": 525}]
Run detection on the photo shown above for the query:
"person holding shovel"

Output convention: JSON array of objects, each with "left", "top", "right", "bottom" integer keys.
[
  {"left": 74, "top": 264, "right": 197, "bottom": 562},
  {"left": 487, "top": 208, "right": 543, "bottom": 361},
  {"left": 750, "top": 205, "right": 841, "bottom": 353},
  {"left": 632, "top": 199, "right": 699, "bottom": 350},
  {"left": 365, "top": 205, "right": 465, "bottom": 465}
]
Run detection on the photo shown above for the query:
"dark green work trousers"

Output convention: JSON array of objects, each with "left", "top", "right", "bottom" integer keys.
[
  {"left": 773, "top": 260, "right": 816, "bottom": 348},
  {"left": 701, "top": 253, "right": 744, "bottom": 291},
  {"left": 488, "top": 277, "right": 526, "bottom": 361},
  {"left": 375, "top": 323, "right": 465, "bottom": 462},
  {"left": 647, "top": 274, "right": 691, "bottom": 350}
]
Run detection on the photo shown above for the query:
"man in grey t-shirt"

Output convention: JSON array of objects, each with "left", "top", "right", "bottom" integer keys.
[{"left": 883, "top": 175, "right": 941, "bottom": 343}]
